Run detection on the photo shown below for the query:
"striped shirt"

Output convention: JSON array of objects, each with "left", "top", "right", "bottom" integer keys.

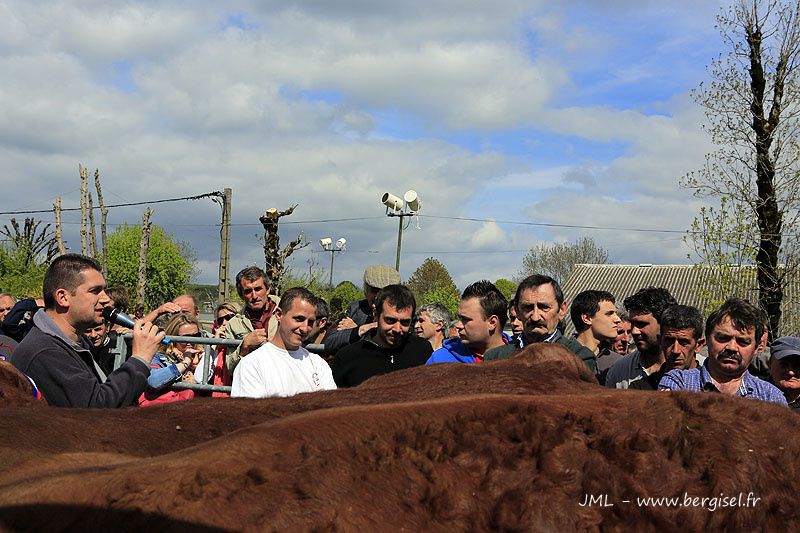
[{"left": 658, "top": 360, "right": 787, "bottom": 406}]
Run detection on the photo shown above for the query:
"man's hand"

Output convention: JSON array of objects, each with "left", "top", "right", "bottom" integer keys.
[
  {"left": 156, "top": 302, "right": 182, "bottom": 315},
  {"left": 240, "top": 329, "right": 268, "bottom": 357},
  {"left": 184, "top": 347, "right": 203, "bottom": 369},
  {"left": 337, "top": 317, "right": 357, "bottom": 330},
  {"left": 358, "top": 322, "right": 376, "bottom": 337},
  {"left": 131, "top": 320, "right": 165, "bottom": 364},
  {"left": 142, "top": 302, "right": 182, "bottom": 323}
]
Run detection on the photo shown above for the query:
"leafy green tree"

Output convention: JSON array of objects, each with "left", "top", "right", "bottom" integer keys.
[
  {"left": 517, "top": 237, "right": 610, "bottom": 285},
  {"left": 106, "top": 224, "right": 197, "bottom": 310},
  {"left": 682, "top": 0, "right": 800, "bottom": 338},
  {"left": 0, "top": 245, "right": 47, "bottom": 297},
  {"left": 328, "top": 281, "right": 364, "bottom": 319},
  {"left": 280, "top": 266, "right": 334, "bottom": 307},
  {"left": 406, "top": 257, "right": 459, "bottom": 306},
  {"left": 422, "top": 283, "right": 461, "bottom": 317},
  {"left": 0, "top": 217, "right": 57, "bottom": 297},
  {"left": 494, "top": 278, "right": 517, "bottom": 301}
]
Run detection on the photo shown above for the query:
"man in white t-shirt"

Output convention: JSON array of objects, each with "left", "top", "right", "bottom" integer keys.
[{"left": 231, "top": 287, "right": 336, "bottom": 398}]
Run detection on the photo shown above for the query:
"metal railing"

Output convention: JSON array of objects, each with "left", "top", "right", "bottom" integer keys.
[{"left": 113, "top": 334, "right": 324, "bottom": 394}]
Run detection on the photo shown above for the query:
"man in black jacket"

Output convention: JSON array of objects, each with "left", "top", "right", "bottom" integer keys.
[
  {"left": 13, "top": 254, "right": 164, "bottom": 408},
  {"left": 332, "top": 284, "right": 431, "bottom": 387},
  {"left": 324, "top": 265, "right": 400, "bottom": 354}
]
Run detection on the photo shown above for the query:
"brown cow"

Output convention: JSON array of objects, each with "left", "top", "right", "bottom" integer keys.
[{"left": 0, "top": 344, "right": 794, "bottom": 531}]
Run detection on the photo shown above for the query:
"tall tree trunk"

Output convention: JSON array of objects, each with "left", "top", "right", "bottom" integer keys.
[
  {"left": 79, "top": 165, "right": 88, "bottom": 255},
  {"left": 88, "top": 192, "right": 98, "bottom": 259},
  {"left": 259, "top": 205, "right": 307, "bottom": 291},
  {"left": 94, "top": 169, "right": 109, "bottom": 277},
  {"left": 137, "top": 208, "right": 153, "bottom": 309},
  {"left": 54, "top": 197, "right": 66, "bottom": 255},
  {"left": 748, "top": 16, "right": 784, "bottom": 340}
]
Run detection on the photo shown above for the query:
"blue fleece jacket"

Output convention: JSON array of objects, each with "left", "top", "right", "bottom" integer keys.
[{"left": 425, "top": 334, "right": 510, "bottom": 364}]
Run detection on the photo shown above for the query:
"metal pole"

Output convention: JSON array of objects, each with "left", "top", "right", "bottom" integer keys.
[
  {"left": 328, "top": 249, "right": 335, "bottom": 288},
  {"left": 395, "top": 215, "right": 404, "bottom": 271}
]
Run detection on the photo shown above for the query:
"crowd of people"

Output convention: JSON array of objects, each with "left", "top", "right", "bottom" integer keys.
[{"left": 0, "top": 253, "right": 798, "bottom": 411}]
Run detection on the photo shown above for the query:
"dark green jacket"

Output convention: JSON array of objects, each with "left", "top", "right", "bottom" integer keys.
[{"left": 484, "top": 330, "right": 597, "bottom": 374}]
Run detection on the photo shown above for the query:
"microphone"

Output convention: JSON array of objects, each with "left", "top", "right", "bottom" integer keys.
[{"left": 102, "top": 307, "right": 170, "bottom": 344}]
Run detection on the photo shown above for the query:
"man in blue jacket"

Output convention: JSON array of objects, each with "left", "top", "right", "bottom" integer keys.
[{"left": 426, "top": 280, "right": 508, "bottom": 364}]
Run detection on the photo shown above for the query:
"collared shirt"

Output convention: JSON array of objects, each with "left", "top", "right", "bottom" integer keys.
[
  {"left": 658, "top": 360, "right": 788, "bottom": 406},
  {"left": 245, "top": 300, "right": 276, "bottom": 331}
]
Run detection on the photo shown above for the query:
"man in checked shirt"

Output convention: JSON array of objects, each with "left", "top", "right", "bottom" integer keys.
[{"left": 658, "top": 298, "right": 786, "bottom": 406}]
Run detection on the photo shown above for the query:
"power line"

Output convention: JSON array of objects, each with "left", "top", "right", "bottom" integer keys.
[
  {"left": 419, "top": 214, "right": 687, "bottom": 234},
  {"left": 0, "top": 191, "right": 223, "bottom": 216}
]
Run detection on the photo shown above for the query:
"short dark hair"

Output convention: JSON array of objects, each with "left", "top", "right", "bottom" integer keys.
[
  {"left": 105, "top": 286, "right": 129, "bottom": 312},
  {"left": 507, "top": 298, "right": 517, "bottom": 313},
  {"left": 660, "top": 305, "right": 704, "bottom": 340},
  {"left": 705, "top": 298, "right": 765, "bottom": 342},
  {"left": 462, "top": 280, "right": 508, "bottom": 329},
  {"left": 315, "top": 297, "right": 330, "bottom": 320},
  {"left": 570, "top": 290, "right": 615, "bottom": 333},
  {"left": 278, "top": 287, "right": 317, "bottom": 314},
  {"left": 374, "top": 284, "right": 416, "bottom": 319},
  {"left": 623, "top": 287, "right": 677, "bottom": 323},
  {"left": 43, "top": 254, "right": 102, "bottom": 309},
  {"left": 515, "top": 274, "right": 564, "bottom": 306},
  {"left": 235, "top": 266, "right": 270, "bottom": 299}
]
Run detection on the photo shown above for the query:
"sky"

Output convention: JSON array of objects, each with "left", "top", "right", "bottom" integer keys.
[{"left": 0, "top": 0, "right": 731, "bottom": 290}]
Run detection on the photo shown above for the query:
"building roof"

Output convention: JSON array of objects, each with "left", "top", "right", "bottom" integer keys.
[{"left": 560, "top": 264, "right": 800, "bottom": 337}]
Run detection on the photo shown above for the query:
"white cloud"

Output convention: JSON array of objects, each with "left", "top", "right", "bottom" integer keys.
[{"left": 0, "top": 0, "right": 731, "bottom": 292}]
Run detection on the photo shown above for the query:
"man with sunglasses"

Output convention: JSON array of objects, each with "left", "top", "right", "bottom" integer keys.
[{"left": 332, "top": 284, "right": 432, "bottom": 387}]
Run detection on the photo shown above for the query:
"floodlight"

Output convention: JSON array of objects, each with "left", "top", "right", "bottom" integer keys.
[
  {"left": 404, "top": 190, "right": 421, "bottom": 212},
  {"left": 381, "top": 192, "right": 403, "bottom": 211}
]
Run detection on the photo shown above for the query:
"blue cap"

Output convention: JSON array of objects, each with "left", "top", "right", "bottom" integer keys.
[{"left": 770, "top": 336, "right": 800, "bottom": 360}]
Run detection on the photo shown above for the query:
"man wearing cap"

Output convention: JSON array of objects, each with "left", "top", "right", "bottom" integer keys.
[
  {"left": 658, "top": 298, "right": 786, "bottom": 405},
  {"left": 769, "top": 337, "right": 800, "bottom": 409},
  {"left": 224, "top": 266, "right": 281, "bottom": 375},
  {"left": 324, "top": 265, "right": 400, "bottom": 354}
]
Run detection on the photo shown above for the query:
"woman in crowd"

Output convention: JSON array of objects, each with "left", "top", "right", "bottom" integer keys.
[
  {"left": 138, "top": 313, "right": 203, "bottom": 406},
  {"left": 205, "top": 301, "right": 239, "bottom": 396}
]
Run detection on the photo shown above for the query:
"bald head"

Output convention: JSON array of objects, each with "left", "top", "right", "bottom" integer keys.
[{"left": 172, "top": 294, "right": 199, "bottom": 317}]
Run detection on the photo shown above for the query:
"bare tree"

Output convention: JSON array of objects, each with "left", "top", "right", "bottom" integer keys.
[
  {"left": 53, "top": 197, "right": 67, "bottom": 255},
  {"left": 259, "top": 205, "right": 308, "bottom": 291},
  {"left": 0, "top": 218, "right": 59, "bottom": 267},
  {"left": 94, "top": 168, "right": 109, "bottom": 277},
  {"left": 137, "top": 208, "right": 153, "bottom": 309},
  {"left": 682, "top": 0, "right": 800, "bottom": 339},
  {"left": 88, "top": 191, "right": 98, "bottom": 259},
  {"left": 79, "top": 164, "right": 88, "bottom": 255},
  {"left": 516, "top": 237, "right": 610, "bottom": 286}
]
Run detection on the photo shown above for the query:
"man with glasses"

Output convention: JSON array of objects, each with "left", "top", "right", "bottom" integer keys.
[{"left": 333, "top": 284, "right": 431, "bottom": 387}]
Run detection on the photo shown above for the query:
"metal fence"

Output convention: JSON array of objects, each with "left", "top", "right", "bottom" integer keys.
[{"left": 113, "top": 334, "right": 325, "bottom": 394}]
